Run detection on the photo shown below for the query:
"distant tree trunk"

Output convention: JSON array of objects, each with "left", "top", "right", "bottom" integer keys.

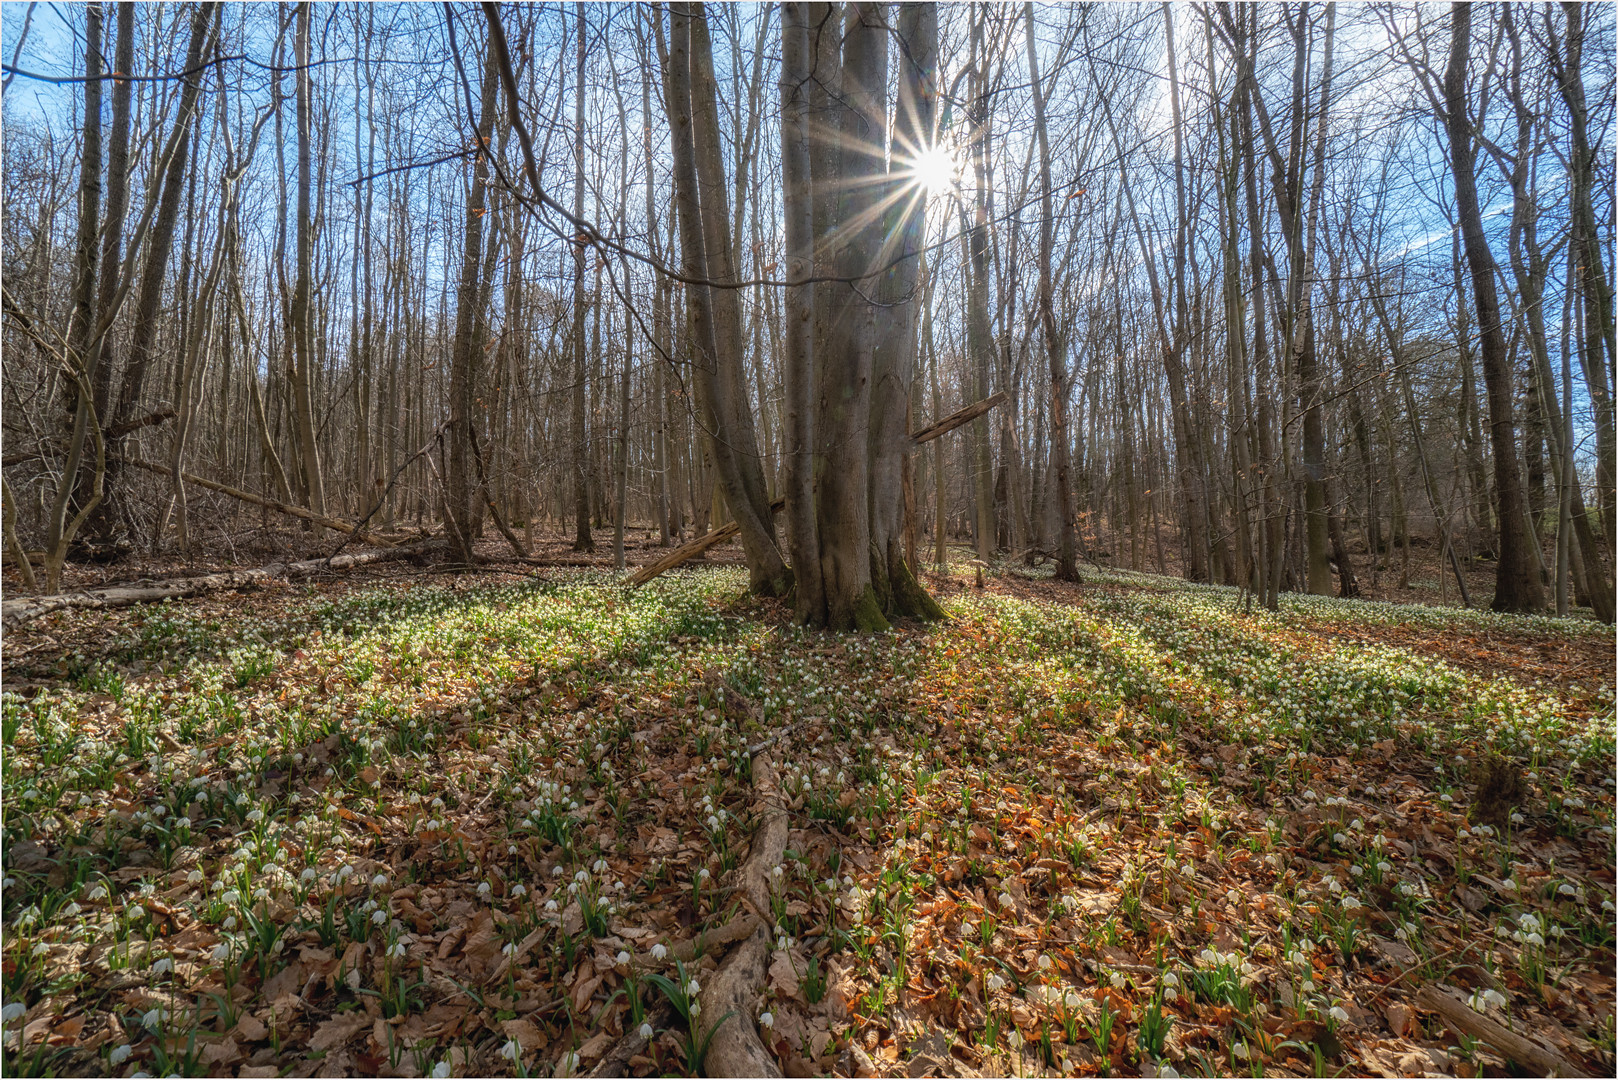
[
  {"left": 42, "top": 2, "right": 103, "bottom": 592},
  {"left": 88, "top": 3, "right": 215, "bottom": 550},
  {"left": 289, "top": 1, "right": 325, "bottom": 518},
  {"left": 1444, "top": 3, "right": 1542, "bottom": 613},
  {"left": 1026, "top": 2, "right": 1079, "bottom": 583},
  {"left": 570, "top": 2, "right": 594, "bottom": 552},
  {"left": 446, "top": 40, "right": 499, "bottom": 564},
  {"left": 965, "top": 12, "right": 996, "bottom": 562}
]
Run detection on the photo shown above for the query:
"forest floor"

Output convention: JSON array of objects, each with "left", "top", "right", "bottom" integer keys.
[{"left": 1, "top": 547, "right": 1614, "bottom": 1079}]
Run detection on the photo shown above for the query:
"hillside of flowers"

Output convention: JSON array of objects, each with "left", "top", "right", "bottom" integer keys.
[{"left": 2, "top": 562, "right": 1613, "bottom": 1078}]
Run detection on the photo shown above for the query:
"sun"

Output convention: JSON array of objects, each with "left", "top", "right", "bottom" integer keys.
[{"left": 910, "top": 142, "right": 958, "bottom": 195}]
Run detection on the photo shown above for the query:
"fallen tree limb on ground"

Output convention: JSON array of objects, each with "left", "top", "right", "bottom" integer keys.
[
  {"left": 1414, "top": 985, "right": 1582, "bottom": 1076},
  {"left": 0, "top": 541, "right": 443, "bottom": 630},
  {"left": 626, "top": 498, "right": 786, "bottom": 587},
  {"left": 118, "top": 453, "right": 389, "bottom": 546}
]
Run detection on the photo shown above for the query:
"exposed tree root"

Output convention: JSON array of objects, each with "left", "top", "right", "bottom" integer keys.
[
  {"left": 583, "top": 1000, "right": 674, "bottom": 1078},
  {"left": 695, "top": 740, "right": 789, "bottom": 1076}
]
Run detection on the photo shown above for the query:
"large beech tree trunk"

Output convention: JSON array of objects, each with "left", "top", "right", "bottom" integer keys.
[{"left": 867, "top": 2, "right": 944, "bottom": 620}]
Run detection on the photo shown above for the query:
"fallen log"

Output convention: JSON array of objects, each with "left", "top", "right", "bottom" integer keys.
[
  {"left": 1414, "top": 985, "right": 1583, "bottom": 1077},
  {"left": 626, "top": 498, "right": 786, "bottom": 587},
  {"left": 910, "top": 390, "right": 1008, "bottom": 445},
  {"left": 117, "top": 454, "right": 389, "bottom": 546},
  {"left": 0, "top": 541, "right": 442, "bottom": 630}
]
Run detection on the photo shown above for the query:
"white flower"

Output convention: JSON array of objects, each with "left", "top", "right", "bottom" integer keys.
[
  {"left": 1, "top": 1002, "right": 26, "bottom": 1024},
  {"left": 478, "top": 882, "right": 492, "bottom": 898},
  {"left": 616, "top": 950, "right": 631, "bottom": 966},
  {"left": 499, "top": 1039, "right": 520, "bottom": 1061},
  {"left": 211, "top": 943, "right": 231, "bottom": 961},
  {"left": 998, "top": 891, "right": 1014, "bottom": 908},
  {"left": 688, "top": 1000, "right": 701, "bottom": 1018},
  {"left": 986, "top": 972, "right": 1006, "bottom": 993},
  {"left": 1329, "top": 1005, "right": 1349, "bottom": 1023},
  {"left": 431, "top": 1063, "right": 452, "bottom": 1079},
  {"left": 150, "top": 957, "right": 173, "bottom": 975},
  {"left": 109, "top": 1043, "right": 134, "bottom": 1065},
  {"left": 372, "top": 874, "right": 388, "bottom": 889},
  {"left": 759, "top": 1011, "right": 774, "bottom": 1028},
  {"left": 638, "top": 1023, "right": 654, "bottom": 1039},
  {"left": 371, "top": 909, "right": 387, "bottom": 925},
  {"left": 685, "top": 978, "right": 701, "bottom": 996},
  {"left": 651, "top": 943, "right": 668, "bottom": 961},
  {"left": 512, "top": 884, "right": 526, "bottom": 897}
]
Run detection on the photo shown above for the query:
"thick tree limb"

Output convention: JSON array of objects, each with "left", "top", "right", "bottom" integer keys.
[
  {"left": 910, "top": 391, "right": 1008, "bottom": 445},
  {"left": 0, "top": 541, "right": 442, "bottom": 629}
]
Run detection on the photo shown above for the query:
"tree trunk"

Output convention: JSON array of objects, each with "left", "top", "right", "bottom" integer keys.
[
  {"left": 289, "top": 1, "right": 326, "bottom": 518},
  {"left": 446, "top": 43, "right": 500, "bottom": 564},
  {"left": 1443, "top": 3, "right": 1543, "bottom": 612},
  {"left": 664, "top": 2, "right": 788, "bottom": 595},
  {"left": 570, "top": 2, "right": 595, "bottom": 551},
  {"left": 867, "top": 2, "right": 944, "bottom": 619},
  {"left": 779, "top": 0, "right": 824, "bottom": 624}
]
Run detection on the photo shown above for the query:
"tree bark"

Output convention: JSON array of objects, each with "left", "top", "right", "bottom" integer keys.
[{"left": 1443, "top": 3, "right": 1543, "bottom": 613}]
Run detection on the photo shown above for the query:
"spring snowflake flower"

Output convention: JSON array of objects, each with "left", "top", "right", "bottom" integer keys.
[
  {"left": 431, "top": 1063, "right": 452, "bottom": 1079},
  {"left": 499, "top": 1040, "right": 520, "bottom": 1061},
  {"left": 759, "top": 1011, "right": 774, "bottom": 1028}
]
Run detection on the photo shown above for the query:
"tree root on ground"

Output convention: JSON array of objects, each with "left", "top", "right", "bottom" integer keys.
[{"left": 695, "top": 744, "right": 789, "bottom": 1077}]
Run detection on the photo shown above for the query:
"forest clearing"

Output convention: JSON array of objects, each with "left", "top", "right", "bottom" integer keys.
[{"left": 3, "top": 0, "right": 1617, "bottom": 1076}]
